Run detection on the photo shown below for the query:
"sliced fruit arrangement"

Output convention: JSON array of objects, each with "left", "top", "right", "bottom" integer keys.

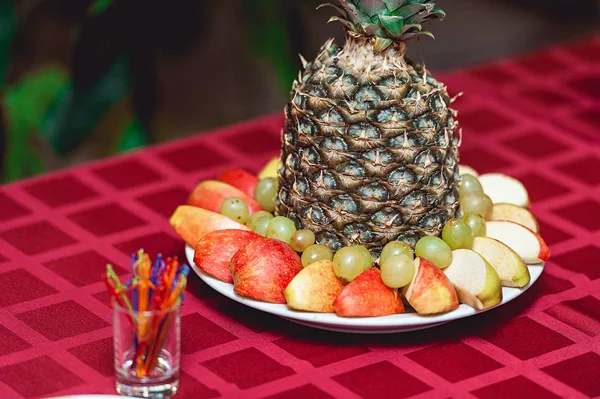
[
  {"left": 170, "top": 206, "right": 250, "bottom": 248},
  {"left": 285, "top": 260, "right": 344, "bottom": 313},
  {"left": 169, "top": 160, "right": 549, "bottom": 318},
  {"left": 444, "top": 249, "right": 502, "bottom": 310},
  {"left": 230, "top": 237, "right": 303, "bottom": 304},
  {"left": 194, "top": 229, "right": 261, "bottom": 283},
  {"left": 472, "top": 237, "right": 530, "bottom": 288},
  {"left": 257, "top": 157, "right": 280, "bottom": 180},
  {"left": 459, "top": 164, "right": 479, "bottom": 177},
  {"left": 486, "top": 221, "right": 550, "bottom": 264},
  {"left": 187, "top": 180, "right": 262, "bottom": 215},
  {"left": 334, "top": 268, "right": 404, "bottom": 317},
  {"left": 402, "top": 258, "right": 459, "bottom": 315},
  {"left": 490, "top": 203, "right": 539, "bottom": 232},
  {"left": 217, "top": 168, "right": 259, "bottom": 198},
  {"left": 479, "top": 173, "right": 530, "bottom": 207}
]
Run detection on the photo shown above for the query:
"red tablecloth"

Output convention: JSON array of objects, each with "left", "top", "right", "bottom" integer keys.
[{"left": 1, "top": 35, "right": 599, "bottom": 399}]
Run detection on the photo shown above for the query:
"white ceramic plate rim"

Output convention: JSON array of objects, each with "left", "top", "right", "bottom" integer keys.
[
  {"left": 46, "top": 396, "right": 124, "bottom": 399},
  {"left": 185, "top": 244, "right": 544, "bottom": 330}
]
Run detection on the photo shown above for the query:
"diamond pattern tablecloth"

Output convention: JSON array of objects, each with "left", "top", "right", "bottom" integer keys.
[{"left": 1, "top": 35, "right": 600, "bottom": 399}]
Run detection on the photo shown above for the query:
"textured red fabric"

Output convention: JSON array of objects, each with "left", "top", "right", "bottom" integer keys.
[{"left": 1, "top": 36, "right": 600, "bottom": 398}]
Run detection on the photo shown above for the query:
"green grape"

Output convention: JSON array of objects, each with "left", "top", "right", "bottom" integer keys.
[
  {"left": 354, "top": 245, "right": 373, "bottom": 271},
  {"left": 333, "top": 247, "right": 365, "bottom": 282},
  {"left": 415, "top": 236, "right": 453, "bottom": 269},
  {"left": 254, "top": 177, "right": 279, "bottom": 212},
  {"left": 290, "top": 229, "right": 316, "bottom": 252},
  {"left": 442, "top": 218, "right": 474, "bottom": 250},
  {"left": 380, "top": 241, "right": 413, "bottom": 266},
  {"left": 266, "top": 216, "right": 297, "bottom": 244},
  {"left": 220, "top": 197, "right": 249, "bottom": 224},
  {"left": 380, "top": 254, "right": 416, "bottom": 288},
  {"left": 247, "top": 211, "right": 274, "bottom": 228},
  {"left": 462, "top": 213, "right": 487, "bottom": 236},
  {"left": 459, "top": 174, "right": 483, "bottom": 197},
  {"left": 301, "top": 244, "right": 333, "bottom": 267},
  {"left": 460, "top": 192, "right": 493, "bottom": 220},
  {"left": 252, "top": 216, "right": 271, "bottom": 237}
]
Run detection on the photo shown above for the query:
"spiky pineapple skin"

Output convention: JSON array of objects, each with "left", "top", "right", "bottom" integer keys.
[{"left": 276, "top": 35, "right": 461, "bottom": 256}]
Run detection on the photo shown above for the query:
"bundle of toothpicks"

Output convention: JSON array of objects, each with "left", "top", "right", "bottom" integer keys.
[{"left": 103, "top": 249, "right": 189, "bottom": 377}]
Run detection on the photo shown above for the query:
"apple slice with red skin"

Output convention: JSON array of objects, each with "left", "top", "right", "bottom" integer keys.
[
  {"left": 217, "top": 168, "right": 260, "bottom": 198},
  {"left": 170, "top": 206, "right": 250, "bottom": 248},
  {"left": 285, "top": 260, "right": 344, "bottom": 313},
  {"left": 187, "top": 180, "right": 262, "bottom": 214},
  {"left": 194, "top": 229, "right": 262, "bottom": 283},
  {"left": 334, "top": 268, "right": 404, "bottom": 317},
  {"left": 490, "top": 203, "right": 539, "bottom": 233},
  {"left": 230, "top": 237, "right": 303, "bottom": 304},
  {"left": 402, "top": 258, "right": 459, "bottom": 315},
  {"left": 486, "top": 221, "right": 550, "bottom": 264}
]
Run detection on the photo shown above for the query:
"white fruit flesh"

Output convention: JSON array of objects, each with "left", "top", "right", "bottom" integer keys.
[
  {"left": 403, "top": 258, "right": 420, "bottom": 301},
  {"left": 459, "top": 165, "right": 479, "bottom": 177},
  {"left": 472, "top": 237, "right": 530, "bottom": 287},
  {"left": 444, "top": 249, "right": 502, "bottom": 310},
  {"left": 491, "top": 203, "right": 539, "bottom": 232},
  {"left": 479, "top": 174, "right": 530, "bottom": 207},
  {"left": 445, "top": 250, "right": 485, "bottom": 297},
  {"left": 285, "top": 260, "right": 343, "bottom": 312},
  {"left": 486, "top": 221, "right": 541, "bottom": 264}
]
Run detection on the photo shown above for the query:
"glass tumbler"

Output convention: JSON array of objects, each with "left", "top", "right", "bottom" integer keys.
[{"left": 113, "top": 301, "right": 180, "bottom": 398}]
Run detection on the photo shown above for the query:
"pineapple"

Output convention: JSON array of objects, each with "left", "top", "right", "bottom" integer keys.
[{"left": 276, "top": 0, "right": 461, "bottom": 257}]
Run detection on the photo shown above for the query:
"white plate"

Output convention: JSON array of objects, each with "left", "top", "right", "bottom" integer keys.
[
  {"left": 185, "top": 244, "right": 544, "bottom": 334},
  {"left": 46, "top": 396, "right": 124, "bottom": 399}
]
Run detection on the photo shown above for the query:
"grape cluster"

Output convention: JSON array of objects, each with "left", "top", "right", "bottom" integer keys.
[{"left": 218, "top": 173, "right": 491, "bottom": 289}]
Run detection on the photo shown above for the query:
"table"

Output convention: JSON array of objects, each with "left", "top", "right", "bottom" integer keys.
[{"left": 0, "top": 34, "right": 599, "bottom": 399}]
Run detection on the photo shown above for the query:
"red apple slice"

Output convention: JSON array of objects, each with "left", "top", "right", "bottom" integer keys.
[
  {"left": 285, "top": 260, "right": 344, "bottom": 313},
  {"left": 194, "top": 229, "right": 262, "bottom": 283},
  {"left": 187, "top": 180, "right": 263, "bottom": 214},
  {"left": 170, "top": 206, "right": 250, "bottom": 248},
  {"left": 402, "top": 258, "right": 459, "bottom": 315},
  {"left": 490, "top": 203, "right": 539, "bottom": 232},
  {"left": 217, "top": 168, "right": 260, "bottom": 198},
  {"left": 334, "top": 268, "right": 404, "bottom": 317},
  {"left": 230, "top": 238, "right": 302, "bottom": 304},
  {"left": 486, "top": 221, "right": 550, "bottom": 264},
  {"left": 479, "top": 173, "right": 530, "bottom": 207}
]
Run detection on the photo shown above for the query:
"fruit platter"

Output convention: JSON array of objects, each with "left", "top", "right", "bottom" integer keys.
[{"left": 169, "top": 0, "right": 550, "bottom": 333}]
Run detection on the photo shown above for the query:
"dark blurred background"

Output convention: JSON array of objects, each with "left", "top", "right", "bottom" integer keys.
[{"left": 1, "top": 0, "right": 599, "bottom": 182}]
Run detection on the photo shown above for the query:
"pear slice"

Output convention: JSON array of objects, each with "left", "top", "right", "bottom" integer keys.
[
  {"left": 479, "top": 173, "right": 530, "bottom": 207},
  {"left": 284, "top": 260, "right": 344, "bottom": 313},
  {"left": 490, "top": 203, "right": 539, "bottom": 232},
  {"left": 444, "top": 249, "right": 502, "bottom": 310},
  {"left": 472, "top": 237, "right": 530, "bottom": 288},
  {"left": 459, "top": 165, "right": 479, "bottom": 177}
]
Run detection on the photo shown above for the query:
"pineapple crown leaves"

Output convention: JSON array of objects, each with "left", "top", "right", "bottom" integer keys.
[{"left": 319, "top": 0, "right": 445, "bottom": 51}]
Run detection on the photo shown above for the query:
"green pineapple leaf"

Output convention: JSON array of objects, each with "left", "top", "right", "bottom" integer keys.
[
  {"left": 377, "top": 15, "right": 405, "bottom": 38},
  {"left": 352, "top": 0, "right": 388, "bottom": 15},
  {"left": 325, "top": 0, "right": 444, "bottom": 48}
]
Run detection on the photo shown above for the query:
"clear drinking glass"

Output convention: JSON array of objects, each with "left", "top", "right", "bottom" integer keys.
[{"left": 113, "top": 301, "right": 180, "bottom": 398}]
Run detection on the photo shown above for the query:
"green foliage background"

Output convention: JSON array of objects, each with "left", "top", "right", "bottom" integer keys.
[{"left": 0, "top": 0, "right": 310, "bottom": 182}]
